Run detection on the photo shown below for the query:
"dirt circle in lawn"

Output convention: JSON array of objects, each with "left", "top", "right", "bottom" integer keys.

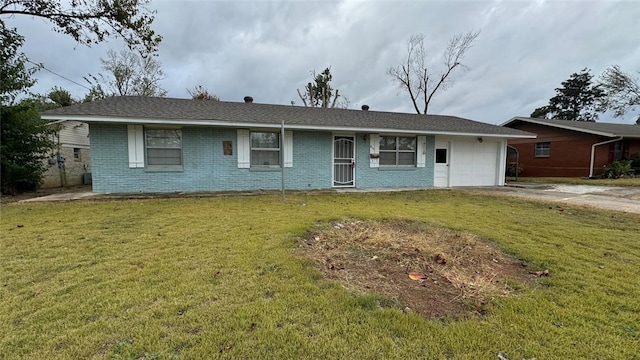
[{"left": 295, "top": 219, "right": 538, "bottom": 320}]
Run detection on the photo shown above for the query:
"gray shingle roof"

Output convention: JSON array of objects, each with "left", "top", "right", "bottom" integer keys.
[
  {"left": 503, "top": 117, "right": 640, "bottom": 138},
  {"left": 41, "top": 96, "right": 534, "bottom": 137}
]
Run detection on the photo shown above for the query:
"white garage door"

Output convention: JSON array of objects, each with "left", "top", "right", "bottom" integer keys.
[{"left": 450, "top": 141, "right": 499, "bottom": 186}]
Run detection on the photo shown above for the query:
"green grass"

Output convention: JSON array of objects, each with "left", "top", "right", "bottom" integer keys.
[
  {"left": 511, "top": 176, "right": 640, "bottom": 187},
  {"left": 1, "top": 191, "right": 639, "bottom": 359}
]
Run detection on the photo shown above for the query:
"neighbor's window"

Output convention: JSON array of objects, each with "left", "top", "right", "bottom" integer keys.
[
  {"left": 534, "top": 142, "right": 550, "bottom": 157},
  {"left": 379, "top": 136, "right": 416, "bottom": 166},
  {"left": 73, "top": 148, "right": 81, "bottom": 161},
  {"left": 613, "top": 141, "right": 624, "bottom": 161},
  {"left": 251, "top": 132, "right": 280, "bottom": 167},
  {"left": 145, "top": 129, "right": 182, "bottom": 166}
]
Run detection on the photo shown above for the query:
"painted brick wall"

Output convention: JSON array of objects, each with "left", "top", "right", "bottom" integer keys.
[
  {"left": 90, "top": 124, "right": 436, "bottom": 193},
  {"left": 355, "top": 133, "right": 435, "bottom": 188}
]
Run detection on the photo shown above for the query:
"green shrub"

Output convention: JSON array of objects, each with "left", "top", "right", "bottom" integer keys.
[
  {"left": 628, "top": 153, "right": 640, "bottom": 169},
  {"left": 0, "top": 99, "right": 55, "bottom": 194},
  {"left": 603, "top": 159, "right": 633, "bottom": 179}
]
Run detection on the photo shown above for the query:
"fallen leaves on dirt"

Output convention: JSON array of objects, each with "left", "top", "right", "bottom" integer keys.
[
  {"left": 408, "top": 272, "right": 428, "bottom": 281},
  {"left": 295, "top": 219, "right": 536, "bottom": 319}
]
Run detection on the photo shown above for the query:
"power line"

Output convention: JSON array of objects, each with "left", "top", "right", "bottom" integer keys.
[{"left": 26, "top": 59, "right": 92, "bottom": 91}]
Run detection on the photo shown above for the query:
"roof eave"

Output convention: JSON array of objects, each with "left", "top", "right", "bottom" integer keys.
[
  {"left": 41, "top": 114, "right": 535, "bottom": 139},
  {"left": 500, "top": 117, "right": 618, "bottom": 137}
]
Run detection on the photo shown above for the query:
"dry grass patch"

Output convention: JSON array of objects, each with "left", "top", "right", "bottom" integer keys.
[{"left": 296, "top": 219, "right": 535, "bottom": 319}]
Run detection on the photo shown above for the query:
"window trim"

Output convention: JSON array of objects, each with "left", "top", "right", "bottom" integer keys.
[
  {"left": 378, "top": 135, "right": 417, "bottom": 167},
  {"left": 250, "top": 131, "right": 281, "bottom": 168},
  {"left": 145, "top": 127, "right": 183, "bottom": 169},
  {"left": 534, "top": 142, "right": 550, "bottom": 158}
]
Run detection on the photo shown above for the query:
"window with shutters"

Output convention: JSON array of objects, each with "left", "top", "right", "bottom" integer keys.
[
  {"left": 250, "top": 132, "right": 280, "bottom": 167},
  {"left": 145, "top": 129, "right": 183, "bottom": 168},
  {"left": 379, "top": 136, "right": 416, "bottom": 166}
]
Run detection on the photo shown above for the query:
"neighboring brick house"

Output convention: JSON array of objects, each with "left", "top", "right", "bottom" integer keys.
[
  {"left": 41, "top": 96, "right": 533, "bottom": 194},
  {"left": 42, "top": 120, "right": 92, "bottom": 187},
  {"left": 501, "top": 117, "right": 640, "bottom": 177}
]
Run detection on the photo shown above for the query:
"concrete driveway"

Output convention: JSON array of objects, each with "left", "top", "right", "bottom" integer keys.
[{"left": 465, "top": 183, "right": 640, "bottom": 214}]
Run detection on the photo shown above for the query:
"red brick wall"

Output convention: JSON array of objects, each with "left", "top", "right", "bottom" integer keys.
[
  {"left": 625, "top": 140, "right": 640, "bottom": 158},
  {"left": 506, "top": 122, "right": 639, "bottom": 177}
]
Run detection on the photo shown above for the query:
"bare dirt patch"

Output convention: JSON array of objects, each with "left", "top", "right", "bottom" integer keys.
[{"left": 295, "top": 219, "right": 537, "bottom": 319}]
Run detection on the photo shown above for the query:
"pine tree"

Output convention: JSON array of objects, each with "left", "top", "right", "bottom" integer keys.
[{"left": 531, "top": 69, "right": 605, "bottom": 121}]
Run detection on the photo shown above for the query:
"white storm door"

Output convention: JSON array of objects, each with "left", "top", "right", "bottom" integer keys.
[
  {"left": 434, "top": 141, "right": 449, "bottom": 187},
  {"left": 333, "top": 136, "right": 355, "bottom": 187}
]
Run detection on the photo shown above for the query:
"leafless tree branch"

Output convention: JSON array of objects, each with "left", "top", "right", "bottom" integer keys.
[{"left": 388, "top": 31, "right": 479, "bottom": 115}]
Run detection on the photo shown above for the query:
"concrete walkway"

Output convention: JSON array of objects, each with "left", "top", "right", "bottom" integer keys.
[
  {"left": 17, "top": 184, "right": 640, "bottom": 214},
  {"left": 19, "top": 191, "right": 99, "bottom": 202}
]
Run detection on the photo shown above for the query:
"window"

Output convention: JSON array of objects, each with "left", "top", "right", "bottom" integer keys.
[
  {"left": 379, "top": 136, "right": 416, "bottom": 166},
  {"left": 251, "top": 132, "right": 280, "bottom": 167},
  {"left": 145, "top": 129, "right": 182, "bottom": 166},
  {"left": 534, "top": 142, "right": 550, "bottom": 157},
  {"left": 435, "top": 148, "right": 447, "bottom": 164},
  {"left": 73, "top": 148, "right": 81, "bottom": 161},
  {"left": 613, "top": 141, "right": 624, "bottom": 161}
]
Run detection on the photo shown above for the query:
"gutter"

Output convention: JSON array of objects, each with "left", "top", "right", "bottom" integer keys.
[{"left": 589, "top": 137, "right": 623, "bottom": 178}]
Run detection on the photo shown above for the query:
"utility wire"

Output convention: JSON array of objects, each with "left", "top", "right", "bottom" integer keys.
[{"left": 26, "top": 59, "right": 92, "bottom": 91}]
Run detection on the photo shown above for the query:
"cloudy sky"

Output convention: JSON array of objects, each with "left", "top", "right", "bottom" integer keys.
[{"left": 9, "top": 0, "right": 640, "bottom": 124}]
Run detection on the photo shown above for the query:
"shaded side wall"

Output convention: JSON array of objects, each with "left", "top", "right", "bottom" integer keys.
[
  {"left": 42, "top": 121, "right": 91, "bottom": 188},
  {"left": 42, "top": 147, "right": 91, "bottom": 187}
]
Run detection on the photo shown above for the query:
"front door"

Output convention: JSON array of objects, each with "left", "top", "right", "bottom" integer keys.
[
  {"left": 434, "top": 141, "right": 449, "bottom": 187},
  {"left": 333, "top": 136, "right": 355, "bottom": 187}
]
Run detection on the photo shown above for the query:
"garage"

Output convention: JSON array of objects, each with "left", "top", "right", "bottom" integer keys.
[{"left": 449, "top": 141, "right": 500, "bottom": 186}]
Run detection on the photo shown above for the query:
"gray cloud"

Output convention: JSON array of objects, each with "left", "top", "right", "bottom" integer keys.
[{"left": 8, "top": 0, "right": 640, "bottom": 124}]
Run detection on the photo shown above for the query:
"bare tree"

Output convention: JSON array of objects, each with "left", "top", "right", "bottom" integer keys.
[
  {"left": 84, "top": 49, "right": 167, "bottom": 98},
  {"left": 600, "top": 65, "right": 640, "bottom": 123},
  {"left": 187, "top": 85, "right": 219, "bottom": 101},
  {"left": 387, "top": 31, "right": 479, "bottom": 115}
]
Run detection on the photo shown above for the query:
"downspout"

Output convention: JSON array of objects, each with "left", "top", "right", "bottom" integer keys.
[
  {"left": 589, "top": 137, "right": 623, "bottom": 178},
  {"left": 55, "top": 131, "right": 65, "bottom": 187},
  {"left": 280, "top": 120, "right": 285, "bottom": 203}
]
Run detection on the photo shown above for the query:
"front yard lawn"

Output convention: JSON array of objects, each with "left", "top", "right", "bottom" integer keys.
[{"left": 1, "top": 191, "right": 639, "bottom": 359}]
